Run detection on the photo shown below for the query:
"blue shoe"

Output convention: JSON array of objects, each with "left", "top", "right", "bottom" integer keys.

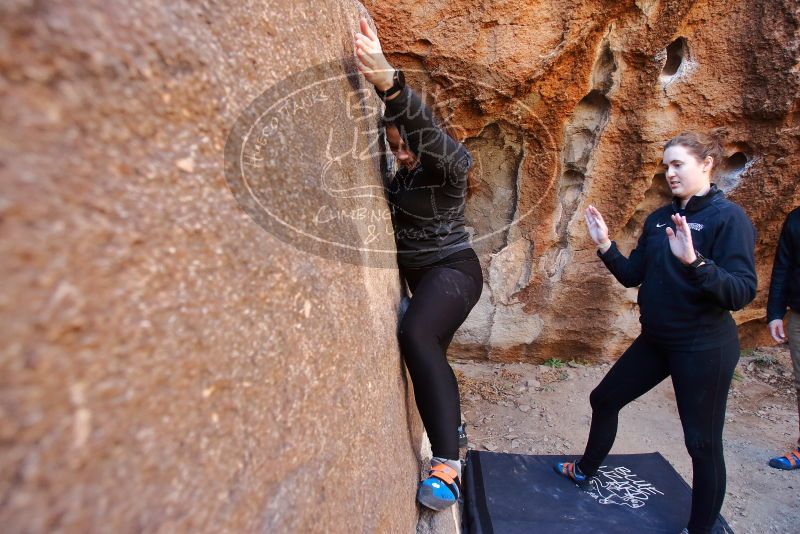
[
  {"left": 417, "top": 462, "right": 461, "bottom": 511},
  {"left": 553, "top": 461, "right": 588, "bottom": 485},
  {"left": 458, "top": 423, "right": 468, "bottom": 448},
  {"left": 768, "top": 447, "right": 800, "bottom": 470}
]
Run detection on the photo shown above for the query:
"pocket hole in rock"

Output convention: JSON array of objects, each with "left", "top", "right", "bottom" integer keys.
[{"left": 661, "top": 37, "right": 688, "bottom": 77}]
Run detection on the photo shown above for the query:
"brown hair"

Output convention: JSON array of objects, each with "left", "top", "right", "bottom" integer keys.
[
  {"left": 664, "top": 129, "right": 726, "bottom": 175},
  {"left": 381, "top": 117, "right": 478, "bottom": 198}
]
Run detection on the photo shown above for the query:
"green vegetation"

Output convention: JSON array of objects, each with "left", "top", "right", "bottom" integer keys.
[{"left": 753, "top": 352, "right": 777, "bottom": 367}]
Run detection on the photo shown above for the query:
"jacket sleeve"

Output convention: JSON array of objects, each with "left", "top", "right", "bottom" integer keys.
[
  {"left": 766, "top": 213, "right": 796, "bottom": 321},
  {"left": 598, "top": 221, "right": 649, "bottom": 288},
  {"left": 382, "top": 86, "right": 472, "bottom": 185},
  {"left": 685, "top": 206, "right": 757, "bottom": 311}
]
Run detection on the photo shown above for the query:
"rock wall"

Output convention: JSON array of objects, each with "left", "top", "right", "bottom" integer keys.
[
  {"left": 369, "top": 0, "right": 800, "bottom": 361},
  {"left": 3, "top": 0, "right": 798, "bottom": 530},
  {"left": 0, "top": 1, "right": 437, "bottom": 532}
]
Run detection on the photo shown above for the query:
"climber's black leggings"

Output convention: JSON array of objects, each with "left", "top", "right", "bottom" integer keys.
[
  {"left": 577, "top": 333, "right": 740, "bottom": 534},
  {"left": 398, "top": 248, "right": 483, "bottom": 460}
]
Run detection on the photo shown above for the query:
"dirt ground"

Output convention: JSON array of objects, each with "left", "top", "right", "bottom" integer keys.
[{"left": 452, "top": 345, "right": 799, "bottom": 534}]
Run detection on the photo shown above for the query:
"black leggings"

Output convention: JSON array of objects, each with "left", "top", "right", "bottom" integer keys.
[
  {"left": 577, "top": 334, "right": 740, "bottom": 534},
  {"left": 398, "top": 248, "right": 482, "bottom": 460}
]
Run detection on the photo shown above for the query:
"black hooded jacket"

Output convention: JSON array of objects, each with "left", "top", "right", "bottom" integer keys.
[
  {"left": 767, "top": 206, "right": 800, "bottom": 321},
  {"left": 382, "top": 85, "right": 474, "bottom": 268},
  {"left": 598, "top": 184, "right": 757, "bottom": 349}
]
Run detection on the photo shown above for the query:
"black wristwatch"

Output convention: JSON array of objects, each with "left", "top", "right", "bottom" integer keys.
[
  {"left": 376, "top": 69, "right": 405, "bottom": 101},
  {"left": 689, "top": 250, "right": 707, "bottom": 268}
]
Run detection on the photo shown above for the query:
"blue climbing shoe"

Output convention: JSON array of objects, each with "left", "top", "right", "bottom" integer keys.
[
  {"left": 417, "top": 462, "right": 461, "bottom": 511},
  {"left": 768, "top": 447, "right": 800, "bottom": 470},
  {"left": 458, "top": 423, "right": 468, "bottom": 448},
  {"left": 554, "top": 460, "right": 589, "bottom": 486}
]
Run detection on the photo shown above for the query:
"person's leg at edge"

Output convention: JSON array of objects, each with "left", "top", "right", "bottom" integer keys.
[
  {"left": 769, "top": 309, "right": 800, "bottom": 470},
  {"left": 575, "top": 335, "right": 670, "bottom": 476},
  {"left": 788, "top": 310, "right": 800, "bottom": 448},
  {"left": 669, "top": 337, "right": 739, "bottom": 534}
]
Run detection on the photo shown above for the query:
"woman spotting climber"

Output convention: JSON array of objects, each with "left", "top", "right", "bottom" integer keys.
[
  {"left": 554, "top": 131, "right": 757, "bottom": 534},
  {"left": 354, "top": 18, "right": 482, "bottom": 511}
]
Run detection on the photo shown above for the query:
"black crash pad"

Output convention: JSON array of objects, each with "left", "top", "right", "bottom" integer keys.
[{"left": 462, "top": 451, "right": 734, "bottom": 534}]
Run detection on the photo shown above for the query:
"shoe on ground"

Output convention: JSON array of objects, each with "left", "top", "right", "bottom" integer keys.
[{"left": 768, "top": 447, "right": 800, "bottom": 470}]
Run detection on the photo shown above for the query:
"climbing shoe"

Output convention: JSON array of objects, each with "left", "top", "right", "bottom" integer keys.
[
  {"left": 458, "top": 423, "right": 468, "bottom": 448},
  {"left": 553, "top": 460, "right": 589, "bottom": 486},
  {"left": 768, "top": 447, "right": 800, "bottom": 470},
  {"left": 417, "top": 462, "right": 461, "bottom": 511}
]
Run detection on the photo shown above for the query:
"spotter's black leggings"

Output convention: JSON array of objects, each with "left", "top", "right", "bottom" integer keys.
[
  {"left": 577, "top": 333, "right": 740, "bottom": 534},
  {"left": 399, "top": 248, "right": 483, "bottom": 460}
]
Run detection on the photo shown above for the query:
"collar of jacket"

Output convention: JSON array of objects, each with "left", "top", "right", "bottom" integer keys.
[{"left": 671, "top": 183, "right": 723, "bottom": 214}]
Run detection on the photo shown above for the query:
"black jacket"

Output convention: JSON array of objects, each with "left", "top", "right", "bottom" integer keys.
[
  {"left": 599, "top": 185, "right": 757, "bottom": 349},
  {"left": 767, "top": 206, "right": 800, "bottom": 321},
  {"left": 383, "top": 85, "right": 473, "bottom": 268}
]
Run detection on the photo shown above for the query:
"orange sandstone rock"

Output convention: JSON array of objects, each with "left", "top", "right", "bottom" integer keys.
[
  {"left": 370, "top": 0, "right": 800, "bottom": 361},
  {"left": 0, "top": 1, "right": 431, "bottom": 532}
]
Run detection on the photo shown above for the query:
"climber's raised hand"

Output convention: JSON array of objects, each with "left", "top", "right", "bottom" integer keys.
[{"left": 354, "top": 17, "right": 395, "bottom": 92}]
